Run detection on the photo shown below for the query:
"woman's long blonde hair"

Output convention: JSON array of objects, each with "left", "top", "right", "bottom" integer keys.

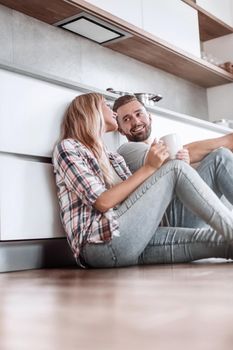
[{"left": 61, "top": 93, "right": 114, "bottom": 187}]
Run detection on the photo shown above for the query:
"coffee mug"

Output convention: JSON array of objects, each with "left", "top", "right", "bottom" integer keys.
[{"left": 160, "top": 133, "right": 183, "bottom": 159}]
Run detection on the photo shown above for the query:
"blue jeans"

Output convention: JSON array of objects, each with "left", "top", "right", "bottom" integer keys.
[
  {"left": 82, "top": 154, "right": 233, "bottom": 268},
  {"left": 166, "top": 147, "right": 233, "bottom": 228}
]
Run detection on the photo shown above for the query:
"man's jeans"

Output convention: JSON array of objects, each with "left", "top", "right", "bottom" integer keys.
[
  {"left": 166, "top": 147, "right": 233, "bottom": 228},
  {"left": 82, "top": 154, "right": 233, "bottom": 268}
]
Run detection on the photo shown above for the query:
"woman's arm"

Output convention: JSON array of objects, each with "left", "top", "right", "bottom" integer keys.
[
  {"left": 185, "top": 133, "right": 233, "bottom": 164},
  {"left": 94, "top": 142, "right": 169, "bottom": 212}
]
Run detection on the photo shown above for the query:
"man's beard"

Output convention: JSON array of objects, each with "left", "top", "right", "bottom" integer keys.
[{"left": 127, "top": 124, "right": 152, "bottom": 142}]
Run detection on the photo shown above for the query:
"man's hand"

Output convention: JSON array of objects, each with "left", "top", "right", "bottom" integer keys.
[
  {"left": 144, "top": 140, "right": 169, "bottom": 170},
  {"left": 224, "top": 133, "right": 233, "bottom": 151},
  {"left": 176, "top": 148, "right": 190, "bottom": 164}
]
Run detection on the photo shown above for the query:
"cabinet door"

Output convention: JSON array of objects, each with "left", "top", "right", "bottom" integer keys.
[
  {"left": 207, "top": 83, "right": 233, "bottom": 122},
  {"left": 196, "top": 0, "right": 233, "bottom": 27},
  {"left": 0, "top": 69, "right": 121, "bottom": 157},
  {"left": 142, "top": 0, "right": 201, "bottom": 57},
  {"left": 0, "top": 69, "right": 78, "bottom": 157},
  {"left": 0, "top": 154, "right": 65, "bottom": 240},
  {"left": 85, "top": 0, "right": 143, "bottom": 27}
]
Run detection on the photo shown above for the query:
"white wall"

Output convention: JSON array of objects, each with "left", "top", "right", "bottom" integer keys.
[{"left": 196, "top": 0, "right": 233, "bottom": 27}]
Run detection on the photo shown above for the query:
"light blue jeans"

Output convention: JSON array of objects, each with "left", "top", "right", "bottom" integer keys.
[
  {"left": 82, "top": 151, "right": 233, "bottom": 268},
  {"left": 166, "top": 147, "right": 233, "bottom": 228}
]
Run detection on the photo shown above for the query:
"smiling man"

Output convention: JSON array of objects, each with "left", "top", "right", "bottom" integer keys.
[
  {"left": 113, "top": 94, "right": 233, "bottom": 228},
  {"left": 116, "top": 98, "right": 152, "bottom": 142}
]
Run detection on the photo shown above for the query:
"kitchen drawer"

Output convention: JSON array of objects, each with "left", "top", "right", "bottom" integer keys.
[
  {"left": 0, "top": 154, "right": 65, "bottom": 240},
  {"left": 0, "top": 69, "right": 120, "bottom": 156},
  {"left": 0, "top": 69, "right": 78, "bottom": 157}
]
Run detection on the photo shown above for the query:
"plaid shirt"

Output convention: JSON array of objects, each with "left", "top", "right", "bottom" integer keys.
[{"left": 52, "top": 138, "right": 131, "bottom": 261}]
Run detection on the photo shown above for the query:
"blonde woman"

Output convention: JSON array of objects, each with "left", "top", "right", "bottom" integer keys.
[{"left": 53, "top": 93, "right": 233, "bottom": 268}]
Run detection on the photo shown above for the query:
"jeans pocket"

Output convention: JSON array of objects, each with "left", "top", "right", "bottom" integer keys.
[{"left": 82, "top": 242, "right": 117, "bottom": 268}]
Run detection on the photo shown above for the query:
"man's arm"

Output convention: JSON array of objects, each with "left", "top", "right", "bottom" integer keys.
[{"left": 185, "top": 133, "right": 233, "bottom": 164}]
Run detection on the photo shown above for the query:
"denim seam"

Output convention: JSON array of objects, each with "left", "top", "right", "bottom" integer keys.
[
  {"left": 150, "top": 241, "right": 226, "bottom": 247},
  {"left": 197, "top": 150, "right": 228, "bottom": 192},
  {"left": 107, "top": 242, "right": 118, "bottom": 266}
]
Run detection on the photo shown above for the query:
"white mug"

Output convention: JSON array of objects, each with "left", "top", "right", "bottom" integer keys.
[{"left": 160, "top": 133, "right": 183, "bottom": 159}]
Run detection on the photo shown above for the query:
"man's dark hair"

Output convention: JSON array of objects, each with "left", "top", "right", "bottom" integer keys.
[{"left": 113, "top": 94, "right": 144, "bottom": 112}]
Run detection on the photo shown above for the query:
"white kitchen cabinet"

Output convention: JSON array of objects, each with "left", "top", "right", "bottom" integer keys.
[
  {"left": 202, "top": 30, "right": 233, "bottom": 123},
  {"left": 207, "top": 83, "right": 233, "bottom": 122},
  {"left": 0, "top": 154, "right": 65, "bottom": 240},
  {"left": 85, "top": 0, "right": 201, "bottom": 57},
  {"left": 0, "top": 69, "right": 78, "bottom": 157},
  {"left": 142, "top": 0, "right": 201, "bottom": 57},
  {"left": 0, "top": 68, "right": 120, "bottom": 156},
  {"left": 196, "top": 0, "right": 233, "bottom": 27},
  {"left": 203, "top": 33, "right": 233, "bottom": 64},
  {"left": 84, "top": 0, "right": 143, "bottom": 27}
]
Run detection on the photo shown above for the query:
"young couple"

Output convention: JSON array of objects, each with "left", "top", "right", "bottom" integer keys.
[{"left": 53, "top": 93, "right": 233, "bottom": 268}]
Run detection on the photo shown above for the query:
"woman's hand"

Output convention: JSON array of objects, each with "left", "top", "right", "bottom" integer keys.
[
  {"left": 95, "top": 141, "right": 169, "bottom": 212},
  {"left": 95, "top": 141, "right": 170, "bottom": 212},
  {"left": 176, "top": 148, "right": 190, "bottom": 164},
  {"left": 144, "top": 141, "right": 169, "bottom": 171}
]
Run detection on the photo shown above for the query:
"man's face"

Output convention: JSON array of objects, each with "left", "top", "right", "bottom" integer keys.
[{"left": 116, "top": 100, "right": 152, "bottom": 142}]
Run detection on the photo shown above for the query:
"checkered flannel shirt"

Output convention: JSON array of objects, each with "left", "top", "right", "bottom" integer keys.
[{"left": 53, "top": 138, "right": 131, "bottom": 260}]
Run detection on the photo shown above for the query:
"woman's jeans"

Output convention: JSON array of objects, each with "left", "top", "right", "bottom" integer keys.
[{"left": 82, "top": 155, "right": 233, "bottom": 268}]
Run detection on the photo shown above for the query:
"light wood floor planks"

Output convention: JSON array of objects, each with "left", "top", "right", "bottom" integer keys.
[{"left": 0, "top": 260, "right": 233, "bottom": 350}]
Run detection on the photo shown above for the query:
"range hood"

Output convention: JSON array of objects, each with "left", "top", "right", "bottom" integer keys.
[{"left": 54, "top": 12, "right": 131, "bottom": 44}]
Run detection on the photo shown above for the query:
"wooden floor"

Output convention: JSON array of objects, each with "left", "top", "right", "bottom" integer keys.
[{"left": 0, "top": 260, "right": 233, "bottom": 350}]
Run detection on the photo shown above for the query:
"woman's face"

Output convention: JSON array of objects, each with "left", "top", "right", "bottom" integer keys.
[{"left": 102, "top": 100, "right": 118, "bottom": 132}]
